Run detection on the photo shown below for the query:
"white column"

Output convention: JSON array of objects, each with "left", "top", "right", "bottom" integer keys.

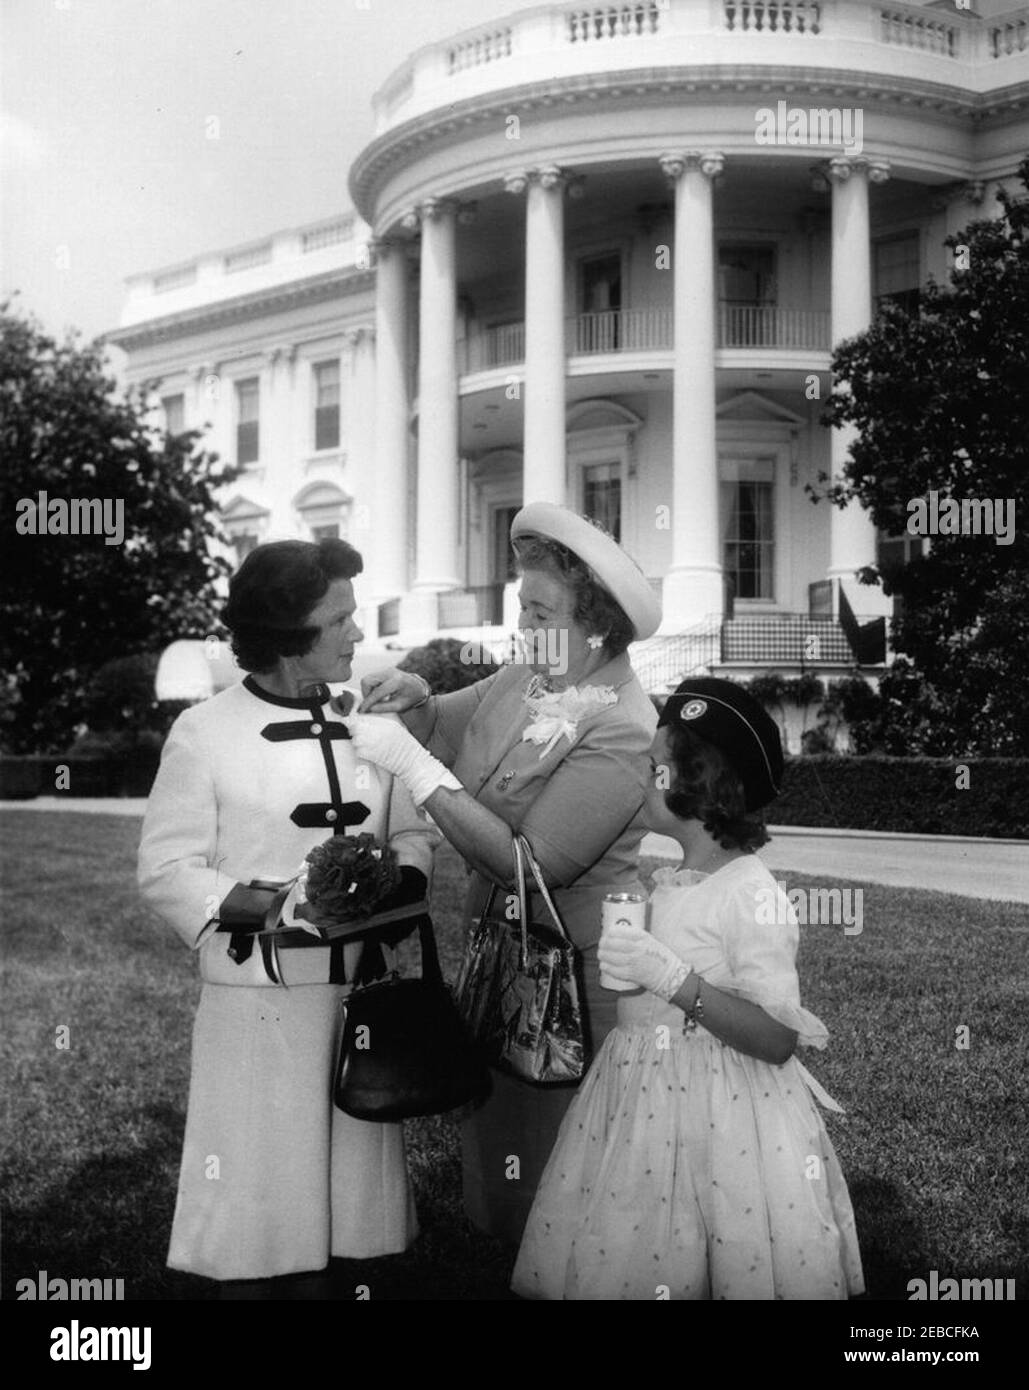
[
  {"left": 412, "top": 198, "right": 460, "bottom": 596},
  {"left": 262, "top": 343, "right": 296, "bottom": 537},
  {"left": 368, "top": 240, "right": 410, "bottom": 611},
  {"left": 827, "top": 156, "right": 892, "bottom": 617},
  {"left": 346, "top": 325, "right": 377, "bottom": 611},
  {"left": 519, "top": 166, "right": 566, "bottom": 505},
  {"left": 188, "top": 362, "right": 211, "bottom": 433},
  {"left": 659, "top": 151, "right": 724, "bottom": 632}
]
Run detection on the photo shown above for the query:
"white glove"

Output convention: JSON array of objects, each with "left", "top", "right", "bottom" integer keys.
[
  {"left": 344, "top": 713, "right": 462, "bottom": 806},
  {"left": 597, "top": 920, "right": 691, "bottom": 1002}
]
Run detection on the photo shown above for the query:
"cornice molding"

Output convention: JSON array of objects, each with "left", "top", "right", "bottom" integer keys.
[
  {"left": 349, "top": 64, "right": 1028, "bottom": 220},
  {"left": 105, "top": 267, "right": 374, "bottom": 353}
]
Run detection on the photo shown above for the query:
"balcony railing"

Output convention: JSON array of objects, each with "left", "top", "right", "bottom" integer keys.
[
  {"left": 570, "top": 307, "right": 673, "bottom": 354},
  {"left": 568, "top": 3, "right": 663, "bottom": 42},
  {"left": 878, "top": 6, "right": 958, "bottom": 57},
  {"left": 718, "top": 305, "right": 831, "bottom": 351},
  {"left": 370, "top": 0, "right": 1011, "bottom": 136},
  {"left": 461, "top": 305, "right": 829, "bottom": 372},
  {"left": 991, "top": 13, "right": 1029, "bottom": 57},
  {"left": 463, "top": 322, "right": 525, "bottom": 372},
  {"left": 723, "top": 1, "right": 821, "bottom": 35}
]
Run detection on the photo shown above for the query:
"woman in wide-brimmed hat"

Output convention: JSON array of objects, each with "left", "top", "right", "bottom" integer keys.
[{"left": 347, "top": 503, "right": 661, "bottom": 1244}]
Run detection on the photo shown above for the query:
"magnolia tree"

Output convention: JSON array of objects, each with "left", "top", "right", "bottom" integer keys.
[
  {"left": 0, "top": 303, "right": 236, "bottom": 753},
  {"left": 815, "top": 158, "right": 1029, "bottom": 756}
]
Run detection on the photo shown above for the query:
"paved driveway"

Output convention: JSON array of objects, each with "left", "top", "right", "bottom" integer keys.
[
  {"left": 643, "top": 828, "right": 1029, "bottom": 904},
  {"left": 3, "top": 799, "right": 1026, "bottom": 904}
]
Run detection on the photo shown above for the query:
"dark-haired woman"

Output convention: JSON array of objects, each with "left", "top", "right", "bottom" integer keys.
[
  {"left": 512, "top": 678, "right": 864, "bottom": 1299},
  {"left": 345, "top": 503, "right": 661, "bottom": 1243},
  {"left": 138, "top": 539, "right": 437, "bottom": 1295}
]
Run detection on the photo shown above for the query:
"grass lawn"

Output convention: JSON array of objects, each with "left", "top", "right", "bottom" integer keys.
[{"left": 2, "top": 809, "right": 1027, "bottom": 1301}]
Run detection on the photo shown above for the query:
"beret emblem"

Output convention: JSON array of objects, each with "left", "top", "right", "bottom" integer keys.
[{"left": 681, "top": 699, "right": 707, "bottom": 721}]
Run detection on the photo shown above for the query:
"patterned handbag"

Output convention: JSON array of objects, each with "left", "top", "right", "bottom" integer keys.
[{"left": 455, "top": 834, "right": 585, "bottom": 1085}]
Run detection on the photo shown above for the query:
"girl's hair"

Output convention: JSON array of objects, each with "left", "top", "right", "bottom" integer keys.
[
  {"left": 662, "top": 723, "right": 770, "bottom": 852},
  {"left": 512, "top": 531, "right": 635, "bottom": 656},
  {"left": 222, "top": 538, "right": 363, "bottom": 673}
]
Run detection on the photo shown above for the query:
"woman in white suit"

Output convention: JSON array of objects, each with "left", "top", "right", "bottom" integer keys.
[{"left": 138, "top": 538, "right": 438, "bottom": 1298}]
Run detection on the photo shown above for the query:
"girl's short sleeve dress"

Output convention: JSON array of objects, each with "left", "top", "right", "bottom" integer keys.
[{"left": 512, "top": 857, "right": 865, "bottom": 1300}]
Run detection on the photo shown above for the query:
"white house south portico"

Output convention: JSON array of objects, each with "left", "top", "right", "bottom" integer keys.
[{"left": 111, "top": 0, "right": 1029, "bottom": 687}]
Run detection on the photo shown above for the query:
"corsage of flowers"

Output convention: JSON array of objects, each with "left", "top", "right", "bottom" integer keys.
[
  {"left": 521, "top": 682, "right": 618, "bottom": 759},
  {"left": 291, "top": 833, "right": 401, "bottom": 934}
]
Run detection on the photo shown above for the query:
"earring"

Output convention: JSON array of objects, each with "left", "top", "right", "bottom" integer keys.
[{"left": 586, "top": 634, "right": 604, "bottom": 650}]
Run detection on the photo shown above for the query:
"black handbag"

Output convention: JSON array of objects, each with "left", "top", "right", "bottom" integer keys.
[{"left": 333, "top": 915, "right": 491, "bottom": 1121}]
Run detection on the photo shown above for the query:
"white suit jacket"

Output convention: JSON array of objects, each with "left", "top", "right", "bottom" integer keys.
[{"left": 138, "top": 676, "right": 438, "bottom": 986}]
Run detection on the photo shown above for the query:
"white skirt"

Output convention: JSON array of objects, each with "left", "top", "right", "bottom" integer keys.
[{"left": 169, "top": 982, "right": 417, "bottom": 1281}]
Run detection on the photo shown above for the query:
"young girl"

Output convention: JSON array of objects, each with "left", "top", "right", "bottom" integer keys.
[{"left": 512, "top": 677, "right": 864, "bottom": 1301}]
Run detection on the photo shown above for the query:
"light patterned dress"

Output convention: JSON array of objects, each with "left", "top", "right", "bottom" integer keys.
[{"left": 512, "top": 857, "right": 865, "bottom": 1300}]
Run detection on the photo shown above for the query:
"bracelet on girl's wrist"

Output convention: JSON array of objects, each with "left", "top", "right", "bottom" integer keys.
[
  {"left": 409, "top": 675, "right": 432, "bottom": 709},
  {"left": 683, "top": 972, "right": 704, "bottom": 1032}
]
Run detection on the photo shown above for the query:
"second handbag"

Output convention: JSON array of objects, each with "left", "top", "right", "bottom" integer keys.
[{"left": 455, "top": 833, "right": 585, "bottom": 1085}]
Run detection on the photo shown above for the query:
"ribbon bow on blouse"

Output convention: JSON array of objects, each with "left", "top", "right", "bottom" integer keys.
[{"left": 520, "top": 683, "right": 618, "bottom": 759}]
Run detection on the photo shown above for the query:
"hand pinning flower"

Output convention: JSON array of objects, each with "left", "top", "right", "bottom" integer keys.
[{"left": 521, "top": 684, "right": 617, "bottom": 758}]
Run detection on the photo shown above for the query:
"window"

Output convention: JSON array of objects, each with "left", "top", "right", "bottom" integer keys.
[
  {"left": 295, "top": 481, "right": 349, "bottom": 541},
  {"left": 718, "top": 244, "right": 776, "bottom": 306},
  {"left": 718, "top": 244, "right": 776, "bottom": 346},
  {"left": 582, "top": 463, "right": 621, "bottom": 542},
  {"left": 161, "top": 393, "right": 185, "bottom": 435},
  {"left": 235, "top": 379, "right": 260, "bottom": 464},
  {"left": 722, "top": 466, "right": 775, "bottom": 601},
  {"left": 877, "top": 529, "right": 926, "bottom": 621},
  {"left": 578, "top": 252, "right": 622, "bottom": 351},
  {"left": 874, "top": 233, "right": 920, "bottom": 314},
  {"left": 230, "top": 532, "right": 259, "bottom": 565},
  {"left": 492, "top": 505, "right": 520, "bottom": 583},
  {"left": 313, "top": 360, "right": 340, "bottom": 451}
]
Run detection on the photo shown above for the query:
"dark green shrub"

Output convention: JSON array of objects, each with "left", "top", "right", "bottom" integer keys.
[
  {"left": 398, "top": 637, "right": 499, "bottom": 695},
  {"left": 774, "top": 756, "right": 1029, "bottom": 838}
]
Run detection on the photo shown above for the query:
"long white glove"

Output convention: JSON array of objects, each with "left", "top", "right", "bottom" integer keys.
[
  {"left": 597, "top": 919, "right": 692, "bottom": 1002},
  {"left": 344, "top": 713, "right": 462, "bottom": 807}
]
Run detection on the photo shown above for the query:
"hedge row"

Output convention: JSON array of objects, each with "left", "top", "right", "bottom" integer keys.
[
  {"left": 773, "top": 756, "right": 1029, "bottom": 840},
  {"left": 4, "top": 750, "right": 1027, "bottom": 841},
  {"left": 0, "top": 753, "right": 160, "bottom": 800}
]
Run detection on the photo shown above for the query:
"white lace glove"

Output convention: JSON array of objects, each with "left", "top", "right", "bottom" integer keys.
[
  {"left": 597, "top": 920, "right": 691, "bottom": 1002},
  {"left": 344, "top": 713, "right": 462, "bottom": 807}
]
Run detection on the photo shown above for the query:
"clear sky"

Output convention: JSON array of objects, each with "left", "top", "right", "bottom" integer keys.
[{"left": 1, "top": 0, "right": 514, "bottom": 350}]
